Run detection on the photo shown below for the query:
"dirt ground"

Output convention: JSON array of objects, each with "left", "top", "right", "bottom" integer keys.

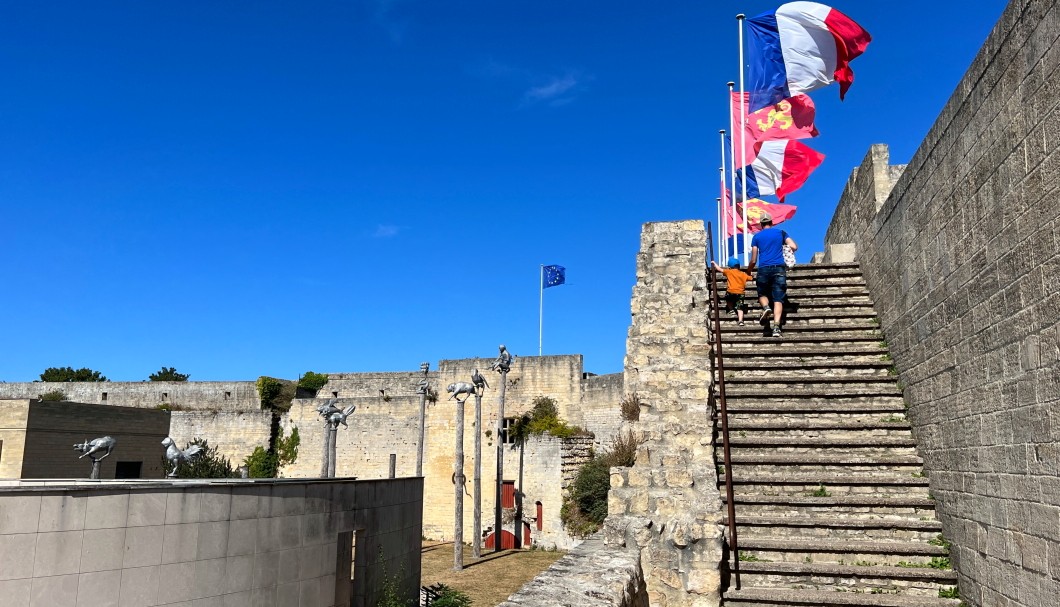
[{"left": 419, "top": 541, "right": 565, "bottom": 606}]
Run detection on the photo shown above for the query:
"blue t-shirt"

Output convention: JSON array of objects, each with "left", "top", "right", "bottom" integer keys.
[{"left": 751, "top": 227, "right": 786, "bottom": 267}]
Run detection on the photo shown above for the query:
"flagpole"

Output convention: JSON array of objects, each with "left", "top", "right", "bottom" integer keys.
[
  {"left": 538, "top": 265, "right": 544, "bottom": 356},
  {"left": 727, "top": 81, "right": 739, "bottom": 261},
  {"left": 718, "top": 129, "right": 727, "bottom": 263},
  {"left": 715, "top": 197, "right": 723, "bottom": 263},
  {"left": 737, "top": 14, "right": 749, "bottom": 265}
]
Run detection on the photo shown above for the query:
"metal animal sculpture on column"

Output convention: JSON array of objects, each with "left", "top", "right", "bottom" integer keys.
[
  {"left": 74, "top": 436, "right": 116, "bottom": 480},
  {"left": 318, "top": 398, "right": 356, "bottom": 478},
  {"left": 161, "top": 437, "right": 204, "bottom": 478}
]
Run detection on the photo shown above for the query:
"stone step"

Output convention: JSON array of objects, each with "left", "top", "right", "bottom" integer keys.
[
  {"left": 723, "top": 586, "right": 961, "bottom": 607},
  {"left": 721, "top": 398, "right": 906, "bottom": 412},
  {"left": 718, "top": 276, "right": 867, "bottom": 289},
  {"left": 722, "top": 334, "right": 884, "bottom": 346},
  {"left": 724, "top": 480, "right": 929, "bottom": 499},
  {"left": 723, "top": 286, "right": 872, "bottom": 298},
  {"left": 727, "top": 436, "right": 917, "bottom": 449},
  {"left": 724, "top": 420, "right": 910, "bottom": 432},
  {"left": 720, "top": 322, "right": 880, "bottom": 333},
  {"left": 725, "top": 385, "right": 903, "bottom": 398},
  {"left": 735, "top": 538, "right": 948, "bottom": 566},
  {"left": 721, "top": 474, "right": 928, "bottom": 488},
  {"left": 720, "top": 346, "right": 889, "bottom": 357},
  {"left": 724, "top": 414, "right": 912, "bottom": 427},
  {"left": 727, "top": 516, "right": 943, "bottom": 542},
  {"left": 722, "top": 299, "right": 876, "bottom": 311},
  {"left": 723, "top": 495, "right": 936, "bottom": 518},
  {"left": 730, "top": 561, "right": 957, "bottom": 597},
  {"left": 722, "top": 360, "right": 894, "bottom": 372}
]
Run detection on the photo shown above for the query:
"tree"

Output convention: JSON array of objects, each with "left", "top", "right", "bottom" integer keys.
[
  {"left": 149, "top": 367, "right": 190, "bottom": 382},
  {"left": 39, "top": 367, "right": 108, "bottom": 382},
  {"left": 297, "top": 371, "right": 329, "bottom": 392}
]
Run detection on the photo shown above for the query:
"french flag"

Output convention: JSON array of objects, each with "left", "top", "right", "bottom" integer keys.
[
  {"left": 734, "top": 139, "right": 825, "bottom": 201},
  {"left": 746, "top": 2, "right": 871, "bottom": 112}
]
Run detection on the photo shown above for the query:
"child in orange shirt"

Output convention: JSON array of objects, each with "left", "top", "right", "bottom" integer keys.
[{"left": 711, "top": 257, "right": 752, "bottom": 326}]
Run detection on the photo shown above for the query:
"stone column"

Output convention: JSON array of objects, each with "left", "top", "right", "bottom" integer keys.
[
  {"left": 454, "top": 394, "right": 465, "bottom": 570},
  {"left": 494, "top": 369, "right": 507, "bottom": 552},
  {"left": 473, "top": 392, "right": 483, "bottom": 558}
]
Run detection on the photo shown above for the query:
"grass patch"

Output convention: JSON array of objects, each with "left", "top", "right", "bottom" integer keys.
[
  {"left": 810, "top": 484, "right": 830, "bottom": 497},
  {"left": 738, "top": 553, "right": 770, "bottom": 562},
  {"left": 880, "top": 415, "right": 904, "bottom": 423},
  {"left": 929, "top": 534, "right": 951, "bottom": 552},
  {"left": 911, "top": 470, "right": 926, "bottom": 478},
  {"left": 854, "top": 560, "right": 878, "bottom": 567},
  {"left": 420, "top": 542, "right": 563, "bottom": 606},
  {"left": 939, "top": 587, "right": 960, "bottom": 599}
]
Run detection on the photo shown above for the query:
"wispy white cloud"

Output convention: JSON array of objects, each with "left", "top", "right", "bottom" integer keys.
[
  {"left": 468, "top": 58, "right": 591, "bottom": 109},
  {"left": 523, "top": 74, "right": 581, "bottom": 107},
  {"left": 372, "top": 224, "right": 401, "bottom": 238}
]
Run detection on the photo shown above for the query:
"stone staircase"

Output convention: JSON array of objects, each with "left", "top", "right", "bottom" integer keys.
[{"left": 712, "top": 263, "right": 961, "bottom": 607}]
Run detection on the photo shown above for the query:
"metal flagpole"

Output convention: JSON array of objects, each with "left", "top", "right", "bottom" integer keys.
[
  {"left": 716, "top": 197, "right": 723, "bottom": 262},
  {"left": 737, "top": 14, "right": 749, "bottom": 265},
  {"left": 538, "top": 265, "right": 544, "bottom": 356},
  {"left": 727, "top": 81, "right": 739, "bottom": 261},
  {"left": 718, "top": 129, "right": 728, "bottom": 263}
]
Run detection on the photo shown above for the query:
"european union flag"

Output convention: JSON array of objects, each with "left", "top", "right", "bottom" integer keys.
[{"left": 543, "top": 265, "right": 566, "bottom": 289}]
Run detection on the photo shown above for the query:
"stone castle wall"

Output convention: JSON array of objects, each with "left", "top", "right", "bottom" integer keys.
[
  {"left": 279, "top": 390, "right": 597, "bottom": 550},
  {"left": 607, "top": 220, "right": 724, "bottom": 607},
  {"left": 169, "top": 410, "right": 274, "bottom": 468},
  {"left": 822, "top": 1, "right": 1060, "bottom": 604},
  {"left": 0, "top": 381, "right": 260, "bottom": 411}
]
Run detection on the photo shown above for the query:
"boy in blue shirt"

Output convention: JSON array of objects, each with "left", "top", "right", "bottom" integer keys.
[{"left": 747, "top": 213, "right": 798, "bottom": 338}]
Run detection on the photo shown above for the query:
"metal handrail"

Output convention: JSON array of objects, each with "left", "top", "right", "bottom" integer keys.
[{"left": 705, "top": 222, "right": 741, "bottom": 589}]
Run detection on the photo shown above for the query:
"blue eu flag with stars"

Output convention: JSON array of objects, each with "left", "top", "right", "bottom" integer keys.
[{"left": 543, "top": 265, "right": 566, "bottom": 289}]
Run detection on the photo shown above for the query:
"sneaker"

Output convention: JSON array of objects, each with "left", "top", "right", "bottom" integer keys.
[
  {"left": 759, "top": 308, "right": 773, "bottom": 325},
  {"left": 771, "top": 325, "right": 782, "bottom": 338},
  {"left": 738, "top": 321, "right": 745, "bottom": 326}
]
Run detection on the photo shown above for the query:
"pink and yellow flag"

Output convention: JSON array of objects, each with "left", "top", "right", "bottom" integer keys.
[
  {"left": 724, "top": 193, "right": 798, "bottom": 236},
  {"left": 731, "top": 93, "right": 818, "bottom": 167}
]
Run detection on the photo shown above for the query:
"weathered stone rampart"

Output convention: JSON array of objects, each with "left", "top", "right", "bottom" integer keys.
[
  {"left": 607, "top": 220, "right": 724, "bottom": 607},
  {"left": 497, "top": 536, "right": 648, "bottom": 607},
  {"left": 0, "top": 381, "right": 260, "bottom": 411},
  {"left": 822, "top": 1, "right": 1060, "bottom": 604},
  {"left": 169, "top": 410, "right": 273, "bottom": 467}
]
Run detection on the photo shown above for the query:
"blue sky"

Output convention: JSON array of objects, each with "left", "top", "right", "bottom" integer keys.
[{"left": 0, "top": 1, "right": 1008, "bottom": 381}]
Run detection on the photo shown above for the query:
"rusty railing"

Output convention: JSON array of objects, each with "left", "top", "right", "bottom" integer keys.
[{"left": 705, "top": 222, "right": 740, "bottom": 589}]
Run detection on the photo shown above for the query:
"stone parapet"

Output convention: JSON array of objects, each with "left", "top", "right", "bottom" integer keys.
[
  {"left": 610, "top": 220, "right": 724, "bottom": 607},
  {"left": 497, "top": 535, "right": 647, "bottom": 607}
]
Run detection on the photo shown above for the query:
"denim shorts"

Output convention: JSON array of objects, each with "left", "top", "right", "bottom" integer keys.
[{"left": 755, "top": 265, "right": 787, "bottom": 303}]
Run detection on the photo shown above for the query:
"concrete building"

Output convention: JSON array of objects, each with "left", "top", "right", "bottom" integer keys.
[
  {"left": 0, "top": 477, "right": 422, "bottom": 607},
  {"left": 0, "top": 400, "right": 170, "bottom": 480}
]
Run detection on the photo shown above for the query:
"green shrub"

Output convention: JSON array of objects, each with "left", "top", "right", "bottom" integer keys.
[
  {"left": 560, "top": 431, "right": 643, "bottom": 537},
  {"left": 297, "top": 371, "right": 329, "bottom": 392},
  {"left": 938, "top": 587, "right": 959, "bottom": 599},
  {"left": 170, "top": 439, "right": 239, "bottom": 479},
  {"left": 40, "top": 389, "right": 67, "bottom": 402},
  {"left": 511, "top": 396, "right": 587, "bottom": 441},
  {"left": 244, "top": 426, "right": 300, "bottom": 478},
  {"left": 433, "top": 585, "right": 473, "bottom": 607},
  {"left": 257, "top": 376, "right": 296, "bottom": 410},
  {"left": 620, "top": 394, "right": 641, "bottom": 422}
]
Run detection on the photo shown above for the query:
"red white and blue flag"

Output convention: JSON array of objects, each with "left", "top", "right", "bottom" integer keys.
[
  {"left": 746, "top": 2, "right": 871, "bottom": 112},
  {"left": 734, "top": 139, "right": 825, "bottom": 201}
]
